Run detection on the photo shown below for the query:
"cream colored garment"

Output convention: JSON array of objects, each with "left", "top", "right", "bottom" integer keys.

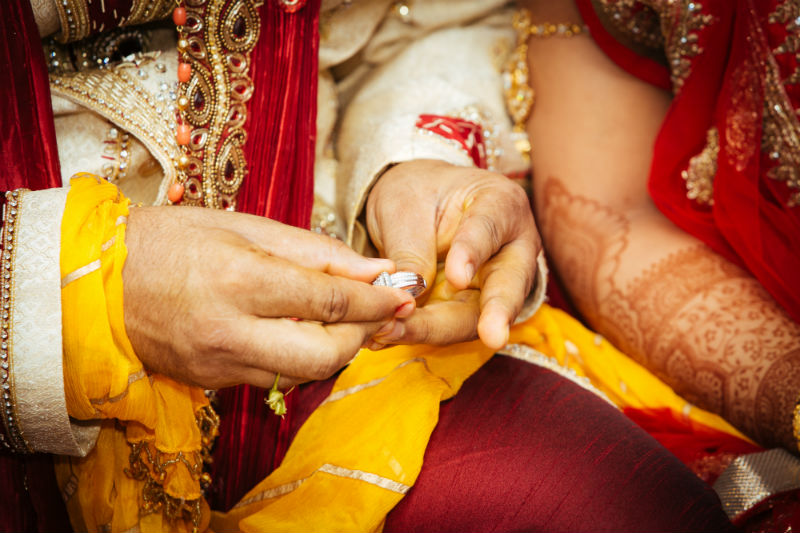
[
  {"left": 48, "top": 0, "right": 523, "bottom": 239},
  {"left": 12, "top": 188, "right": 100, "bottom": 455}
]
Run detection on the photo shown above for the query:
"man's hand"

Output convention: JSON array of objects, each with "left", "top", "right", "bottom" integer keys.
[
  {"left": 123, "top": 206, "right": 415, "bottom": 390},
  {"left": 365, "top": 159, "right": 541, "bottom": 350}
]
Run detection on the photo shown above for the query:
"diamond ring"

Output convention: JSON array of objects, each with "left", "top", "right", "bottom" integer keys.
[{"left": 372, "top": 271, "right": 427, "bottom": 297}]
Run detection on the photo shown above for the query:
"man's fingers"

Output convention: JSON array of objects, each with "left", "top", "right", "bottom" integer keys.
[
  {"left": 382, "top": 237, "right": 438, "bottom": 292},
  {"left": 475, "top": 239, "right": 539, "bottom": 350},
  {"left": 183, "top": 205, "right": 397, "bottom": 282},
  {"left": 445, "top": 186, "right": 531, "bottom": 290},
  {"left": 367, "top": 184, "right": 439, "bottom": 291},
  {"left": 373, "top": 292, "right": 481, "bottom": 346},
  {"left": 237, "top": 253, "right": 414, "bottom": 322},
  {"left": 231, "top": 317, "right": 385, "bottom": 383}
]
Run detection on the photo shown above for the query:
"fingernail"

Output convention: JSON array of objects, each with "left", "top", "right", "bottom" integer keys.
[
  {"left": 395, "top": 301, "right": 415, "bottom": 318},
  {"left": 376, "top": 320, "right": 395, "bottom": 337},
  {"left": 367, "top": 341, "right": 385, "bottom": 351},
  {"left": 464, "top": 263, "right": 475, "bottom": 283},
  {"left": 374, "top": 321, "right": 405, "bottom": 343}
]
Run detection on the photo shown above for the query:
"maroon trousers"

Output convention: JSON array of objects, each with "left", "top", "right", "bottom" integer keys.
[
  {"left": 281, "top": 356, "right": 733, "bottom": 532},
  {"left": 1, "top": 356, "right": 735, "bottom": 532}
]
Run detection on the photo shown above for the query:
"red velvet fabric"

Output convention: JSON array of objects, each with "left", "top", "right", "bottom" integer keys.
[
  {"left": 0, "top": 0, "right": 63, "bottom": 192},
  {"left": 208, "top": 0, "right": 320, "bottom": 511},
  {"left": 289, "top": 356, "right": 736, "bottom": 532},
  {"left": 85, "top": 0, "right": 135, "bottom": 39},
  {"left": 236, "top": 0, "right": 319, "bottom": 228},
  {"left": 0, "top": 0, "right": 72, "bottom": 531},
  {"left": 575, "top": 0, "right": 800, "bottom": 324}
]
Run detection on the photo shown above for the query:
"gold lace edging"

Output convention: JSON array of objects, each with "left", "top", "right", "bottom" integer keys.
[
  {"left": 124, "top": 405, "right": 219, "bottom": 533},
  {"left": 51, "top": 63, "right": 181, "bottom": 205},
  {"left": 174, "top": 0, "right": 263, "bottom": 210}
]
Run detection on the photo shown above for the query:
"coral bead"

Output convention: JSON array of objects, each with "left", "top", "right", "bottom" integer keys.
[
  {"left": 167, "top": 183, "right": 185, "bottom": 203},
  {"left": 176, "top": 124, "right": 192, "bottom": 145},
  {"left": 177, "top": 62, "right": 191, "bottom": 83},
  {"left": 172, "top": 7, "right": 187, "bottom": 26}
]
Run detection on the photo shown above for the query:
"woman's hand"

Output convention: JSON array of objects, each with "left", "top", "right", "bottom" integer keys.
[
  {"left": 365, "top": 159, "right": 541, "bottom": 350},
  {"left": 123, "top": 206, "right": 415, "bottom": 389}
]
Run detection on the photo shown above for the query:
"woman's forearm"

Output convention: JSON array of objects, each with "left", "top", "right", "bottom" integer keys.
[{"left": 522, "top": 0, "right": 800, "bottom": 449}]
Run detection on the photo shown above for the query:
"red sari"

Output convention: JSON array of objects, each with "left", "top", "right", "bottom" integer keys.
[
  {"left": 576, "top": 0, "right": 800, "bottom": 324},
  {"left": 574, "top": 1, "right": 800, "bottom": 530}
]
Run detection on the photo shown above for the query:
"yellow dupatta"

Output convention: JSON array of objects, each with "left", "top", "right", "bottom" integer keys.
[{"left": 56, "top": 176, "right": 748, "bottom": 533}]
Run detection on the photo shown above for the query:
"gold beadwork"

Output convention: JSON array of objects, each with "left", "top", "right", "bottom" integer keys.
[
  {"left": 53, "top": 0, "right": 173, "bottom": 44},
  {"left": 101, "top": 125, "right": 131, "bottom": 183},
  {"left": 793, "top": 394, "right": 800, "bottom": 453},
  {"left": 762, "top": 0, "right": 800, "bottom": 207},
  {"left": 663, "top": 2, "right": 715, "bottom": 94},
  {"left": 594, "top": 0, "right": 663, "bottom": 50},
  {"left": 172, "top": 0, "right": 262, "bottom": 210},
  {"left": 769, "top": 0, "right": 800, "bottom": 86},
  {"left": 54, "top": 0, "right": 91, "bottom": 43},
  {"left": 503, "top": 9, "right": 587, "bottom": 161},
  {"left": 125, "top": 0, "right": 174, "bottom": 28},
  {"left": 761, "top": 36, "right": 800, "bottom": 207},
  {"left": 594, "top": 1, "right": 715, "bottom": 95},
  {"left": 50, "top": 64, "right": 183, "bottom": 203},
  {"left": 0, "top": 190, "right": 32, "bottom": 453},
  {"left": 681, "top": 126, "right": 719, "bottom": 206}
]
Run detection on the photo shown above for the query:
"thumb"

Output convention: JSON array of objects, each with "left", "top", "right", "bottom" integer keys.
[{"left": 380, "top": 234, "right": 438, "bottom": 294}]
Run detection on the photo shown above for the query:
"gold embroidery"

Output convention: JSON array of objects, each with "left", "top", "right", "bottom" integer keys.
[
  {"left": 53, "top": 0, "right": 172, "bottom": 44},
  {"left": 0, "top": 190, "right": 33, "bottom": 453},
  {"left": 175, "top": 0, "right": 263, "bottom": 209},
  {"left": 761, "top": 40, "right": 800, "bottom": 206},
  {"left": 681, "top": 126, "right": 719, "bottom": 206},
  {"left": 498, "top": 344, "right": 616, "bottom": 407},
  {"left": 101, "top": 125, "right": 132, "bottom": 183},
  {"left": 126, "top": 404, "right": 219, "bottom": 533},
  {"left": 54, "top": 0, "right": 90, "bottom": 43},
  {"left": 594, "top": 0, "right": 664, "bottom": 50},
  {"left": 126, "top": 0, "right": 174, "bottom": 27},
  {"left": 769, "top": 0, "right": 800, "bottom": 86},
  {"left": 660, "top": 1, "right": 715, "bottom": 93},
  {"left": 595, "top": 1, "right": 714, "bottom": 94},
  {"left": 793, "top": 392, "right": 800, "bottom": 453},
  {"left": 51, "top": 62, "right": 181, "bottom": 204}
]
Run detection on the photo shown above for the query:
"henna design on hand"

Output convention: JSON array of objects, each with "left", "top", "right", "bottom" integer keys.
[{"left": 540, "top": 177, "right": 800, "bottom": 450}]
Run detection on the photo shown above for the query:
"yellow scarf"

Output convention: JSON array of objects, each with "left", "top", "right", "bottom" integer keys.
[{"left": 56, "top": 176, "right": 747, "bottom": 532}]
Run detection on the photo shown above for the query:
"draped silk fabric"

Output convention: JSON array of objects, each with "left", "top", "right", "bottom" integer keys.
[{"left": 576, "top": 0, "right": 800, "bottom": 323}]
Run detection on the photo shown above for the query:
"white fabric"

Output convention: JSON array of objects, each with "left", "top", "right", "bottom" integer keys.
[
  {"left": 337, "top": 19, "right": 527, "bottom": 243},
  {"left": 13, "top": 188, "right": 100, "bottom": 456}
]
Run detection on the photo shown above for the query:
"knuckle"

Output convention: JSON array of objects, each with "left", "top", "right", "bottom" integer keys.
[
  {"left": 410, "top": 317, "right": 436, "bottom": 345},
  {"left": 320, "top": 285, "right": 350, "bottom": 322},
  {"left": 472, "top": 213, "right": 502, "bottom": 251}
]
